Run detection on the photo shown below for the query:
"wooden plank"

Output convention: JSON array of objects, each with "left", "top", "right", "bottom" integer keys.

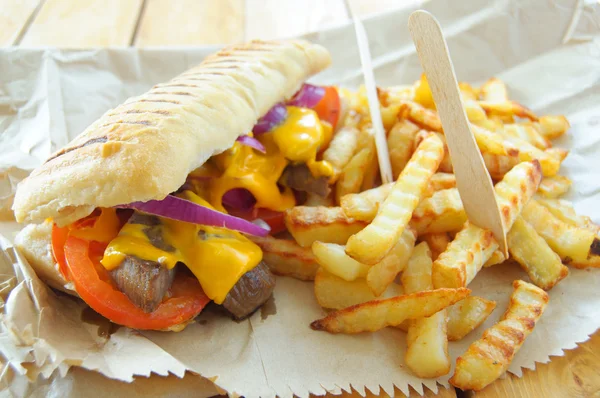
[
  {"left": 20, "top": 0, "right": 143, "bottom": 47},
  {"left": 0, "top": 0, "right": 40, "bottom": 46},
  {"left": 471, "top": 330, "right": 600, "bottom": 398},
  {"left": 245, "top": 0, "right": 349, "bottom": 40},
  {"left": 135, "top": 0, "right": 244, "bottom": 47}
]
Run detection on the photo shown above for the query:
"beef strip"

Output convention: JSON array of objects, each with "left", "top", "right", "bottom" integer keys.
[
  {"left": 222, "top": 261, "right": 276, "bottom": 320},
  {"left": 109, "top": 212, "right": 176, "bottom": 313},
  {"left": 279, "top": 163, "right": 331, "bottom": 197}
]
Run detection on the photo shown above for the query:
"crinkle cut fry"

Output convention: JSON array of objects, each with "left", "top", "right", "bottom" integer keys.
[
  {"left": 450, "top": 280, "right": 549, "bottom": 391},
  {"left": 432, "top": 161, "right": 542, "bottom": 288}
]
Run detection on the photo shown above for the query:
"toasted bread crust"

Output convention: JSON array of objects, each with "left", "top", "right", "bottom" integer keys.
[{"left": 13, "top": 40, "right": 331, "bottom": 225}]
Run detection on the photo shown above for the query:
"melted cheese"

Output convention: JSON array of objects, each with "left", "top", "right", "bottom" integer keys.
[
  {"left": 101, "top": 191, "right": 262, "bottom": 304},
  {"left": 207, "top": 106, "right": 334, "bottom": 212}
]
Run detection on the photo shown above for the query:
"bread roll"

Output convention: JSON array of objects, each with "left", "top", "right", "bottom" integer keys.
[{"left": 13, "top": 40, "right": 331, "bottom": 226}]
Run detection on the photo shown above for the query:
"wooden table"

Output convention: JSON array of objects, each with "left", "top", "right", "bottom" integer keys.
[{"left": 1, "top": 1, "right": 599, "bottom": 397}]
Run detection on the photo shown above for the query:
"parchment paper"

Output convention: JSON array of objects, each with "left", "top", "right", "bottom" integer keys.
[{"left": 1, "top": 0, "right": 599, "bottom": 396}]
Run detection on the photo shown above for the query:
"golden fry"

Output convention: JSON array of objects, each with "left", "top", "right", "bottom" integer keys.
[
  {"left": 312, "top": 241, "right": 369, "bottom": 281},
  {"left": 250, "top": 235, "right": 319, "bottom": 281},
  {"left": 314, "top": 268, "right": 403, "bottom": 310},
  {"left": 508, "top": 216, "right": 568, "bottom": 290},
  {"left": 406, "top": 309, "right": 450, "bottom": 378},
  {"left": 483, "top": 250, "right": 505, "bottom": 268},
  {"left": 432, "top": 222, "right": 498, "bottom": 288},
  {"left": 387, "top": 119, "right": 420, "bottom": 178},
  {"left": 285, "top": 206, "right": 367, "bottom": 247},
  {"left": 447, "top": 296, "right": 497, "bottom": 341},
  {"left": 503, "top": 123, "right": 550, "bottom": 149},
  {"left": 340, "top": 183, "right": 394, "bottom": 222},
  {"left": 420, "top": 232, "right": 453, "bottom": 261},
  {"left": 310, "top": 287, "right": 470, "bottom": 334},
  {"left": 497, "top": 132, "right": 560, "bottom": 177},
  {"left": 479, "top": 100, "right": 538, "bottom": 121},
  {"left": 480, "top": 78, "right": 508, "bottom": 102},
  {"left": 397, "top": 100, "right": 443, "bottom": 131},
  {"left": 450, "top": 280, "right": 548, "bottom": 391},
  {"left": 367, "top": 227, "right": 416, "bottom": 296},
  {"left": 410, "top": 188, "right": 467, "bottom": 235},
  {"left": 413, "top": 74, "right": 435, "bottom": 109},
  {"left": 522, "top": 199, "right": 600, "bottom": 267},
  {"left": 335, "top": 147, "right": 374, "bottom": 204},
  {"left": 304, "top": 192, "right": 334, "bottom": 207},
  {"left": 537, "top": 115, "right": 570, "bottom": 140},
  {"left": 345, "top": 134, "right": 444, "bottom": 264},
  {"left": 322, "top": 126, "right": 360, "bottom": 180},
  {"left": 482, "top": 152, "right": 520, "bottom": 180},
  {"left": 537, "top": 176, "right": 572, "bottom": 198},
  {"left": 433, "top": 161, "right": 542, "bottom": 288}
]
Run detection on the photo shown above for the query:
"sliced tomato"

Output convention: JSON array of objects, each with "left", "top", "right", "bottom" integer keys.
[
  {"left": 64, "top": 236, "right": 209, "bottom": 330},
  {"left": 51, "top": 224, "right": 70, "bottom": 279},
  {"left": 313, "top": 86, "right": 341, "bottom": 129}
]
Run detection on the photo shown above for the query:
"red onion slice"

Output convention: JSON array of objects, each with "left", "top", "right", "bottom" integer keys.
[
  {"left": 236, "top": 135, "right": 266, "bottom": 153},
  {"left": 118, "top": 195, "right": 269, "bottom": 236},
  {"left": 222, "top": 188, "right": 256, "bottom": 211},
  {"left": 252, "top": 103, "right": 287, "bottom": 134},
  {"left": 287, "top": 84, "right": 325, "bottom": 108}
]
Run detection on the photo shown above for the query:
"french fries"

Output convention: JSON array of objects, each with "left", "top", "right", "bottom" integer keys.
[
  {"left": 387, "top": 119, "right": 420, "bottom": 178},
  {"left": 285, "top": 206, "right": 367, "bottom": 247},
  {"left": 312, "top": 242, "right": 369, "bottom": 281},
  {"left": 310, "top": 287, "right": 470, "bottom": 334},
  {"left": 345, "top": 134, "right": 444, "bottom": 265},
  {"left": 482, "top": 152, "right": 519, "bottom": 180},
  {"left": 335, "top": 147, "right": 374, "bottom": 204},
  {"left": 314, "top": 268, "right": 403, "bottom": 310},
  {"left": 410, "top": 188, "right": 467, "bottom": 235},
  {"left": 479, "top": 100, "right": 538, "bottom": 121},
  {"left": 503, "top": 123, "right": 550, "bottom": 149},
  {"left": 322, "top": 126, "right": 360, "bottom": 180},
  {"left": 480, "top": 77, "right": 508, "bottom": 102},
  {"left": 447, "top": 296, "right": 497, "bottom": 341},
  {"left": 366, "top": 227, "right": 416, "bottom": 296},
  {"left": 402, "top": 242, "right": 451, "bottom": 378},
  {"left": 420, "top": 232, "right": 452, "bottom": 261},
  {"left": 250, "top": 236, "right": 319, "bottom": 281},
  {"left": 507, "top": 216, "right": 568, "bottom": 290},
  {"left": 483, "top": 250, "right": 505, "bottom": 268},
  {"left": 537, "top": 175, "right": 572, "bottom": 198},
  {"left": 450, "top": 280, "right": 549, "bottom": 391},
  {"left": 432, "top": 222, "right": 498, "bottom": 289},
  {"left": 275, "top": 77, "right": 594, "bottom": 386},
  {"left": 521, "top": 199, "right": 600, "bottom": 267},
  {"left": 340, "top": 183, "right": 393, "bottom": 222},
  {"left": 433, "top": 161, "right": 541, "bottom": 288},
  {"left": 537, "top": 115, "right": 570, "bottom": 140}
]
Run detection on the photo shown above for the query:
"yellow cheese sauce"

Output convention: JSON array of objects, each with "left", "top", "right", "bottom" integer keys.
[
  {"left": 102, "top": 105, "right": 334, "bottom": 304},
  {"left": 101, "top": 191, "right": 262, "bottom": 304},
  {"left": 207, "top": 106, "right": 333, "bottom": 212}
]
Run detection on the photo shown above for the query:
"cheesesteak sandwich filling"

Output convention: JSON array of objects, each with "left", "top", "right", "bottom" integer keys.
[{"left": 12, "top": 40, "right": 340, "bottom": 331}]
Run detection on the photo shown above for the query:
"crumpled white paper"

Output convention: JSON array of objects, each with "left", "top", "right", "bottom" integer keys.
[{"left": 0, "top": 0, "right": 599, "bottom": 396}]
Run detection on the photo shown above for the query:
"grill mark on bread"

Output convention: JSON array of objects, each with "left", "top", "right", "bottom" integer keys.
[
  {"left": 156, "top": 83, "right": 203, "bottom": 90},
  {"left": 46, "top": 136, "right": 108, "bottom": 163},
  {"left": 108, "top": 109, "right": 171, "bottom": 117},
  {"left": 148, "top": 91, "right": 195, "bottom": 97},
  {"left": 98, "top": 120, "right": 154, "bottom": 129},
  {"left": 132, "top": 99, "right": 181, "bottom": 105}
]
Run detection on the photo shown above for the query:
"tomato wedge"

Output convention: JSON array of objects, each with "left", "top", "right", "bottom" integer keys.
[
  {"left": 51, "top": 224, "right": 70, "bottom": 278},
  {"left": 63, "top": 236, "right": 209, "bottom": 330},
  {"left": 313, "top": 86, "right": 341, "bottom": 130}
]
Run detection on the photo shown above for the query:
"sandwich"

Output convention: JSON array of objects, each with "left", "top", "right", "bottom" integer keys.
[{"left": 12, "top": 40, "right": 339, "bottom": 331}]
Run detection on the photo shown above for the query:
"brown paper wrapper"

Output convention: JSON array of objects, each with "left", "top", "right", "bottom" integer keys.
[{"left": 1, "top": 0, "right": 599, "bottom": 396}]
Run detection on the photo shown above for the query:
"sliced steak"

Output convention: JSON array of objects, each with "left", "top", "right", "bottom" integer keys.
[
  {"left": 109, "top": 212, "right": 176, "bottom": 313},
  {"left": 222, "top": 261, "right": 276, "bottom": 320},
  {"left": 279, "top": 163, "right": 331, "bottom": 197}
]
